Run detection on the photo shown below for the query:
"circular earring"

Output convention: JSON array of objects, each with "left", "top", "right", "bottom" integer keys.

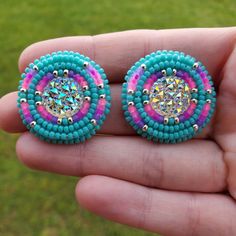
[
  {"left": 18, "top": 51, "right": 111, "bottom": 144},
  {"left": 122, "top": 50, "right": 216, "bottom": 143}
]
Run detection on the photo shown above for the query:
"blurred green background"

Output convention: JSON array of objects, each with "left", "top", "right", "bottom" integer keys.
[{"left": 0, "top": 0, "right": 235, "bottom": 235}]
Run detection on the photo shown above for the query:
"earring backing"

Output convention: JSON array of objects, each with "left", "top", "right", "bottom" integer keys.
[
  {"left": 18, "top": 51, "right": 111, "bottom": 144},
  {"left": 122, "top": 50, "right": 216, "bottom": 143}
]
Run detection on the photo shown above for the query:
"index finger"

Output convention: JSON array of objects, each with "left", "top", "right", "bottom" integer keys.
[{"left": 19, "top": 28, "right": 236, "bottom": 84}]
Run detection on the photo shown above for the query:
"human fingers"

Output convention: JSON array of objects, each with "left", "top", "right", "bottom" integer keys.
[
  {"left": 17, "top": 133, "right": 226, "bottom": 192},
  {"left": 76, "top": 175, "right": 236, "bottom": 236},
  {"left": 19, "top": 28, "right": 236, "bottom": 85}
]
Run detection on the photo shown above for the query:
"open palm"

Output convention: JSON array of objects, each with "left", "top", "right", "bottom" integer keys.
[{"left": 1, "top": 28, "right": 236, "bottom": 236}]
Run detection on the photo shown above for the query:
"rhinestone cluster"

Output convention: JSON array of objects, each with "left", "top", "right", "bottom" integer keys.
[
  {"left": 42, "top": 77, "right": 83, "bottom": 118},
  {"left": 149, "top": 76, "right": 191, "bottom": 118}
]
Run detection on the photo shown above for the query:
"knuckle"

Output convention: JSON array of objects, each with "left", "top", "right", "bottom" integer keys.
[
  {"left": 74, "top": 143, "right": 87, "bottom": 176},
  {"left": 141, "top": 146, "right": 165, "bottom": 187},
  {"left": 136, "top": 188, "right": 153, "bottom": 229},
  {"left": 185, "top": 194, "right": 201, "bottom": 236}
]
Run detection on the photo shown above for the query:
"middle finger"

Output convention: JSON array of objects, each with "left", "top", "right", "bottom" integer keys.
[{"left": 17, "top": 133, "right": 226, "bottom": 193}]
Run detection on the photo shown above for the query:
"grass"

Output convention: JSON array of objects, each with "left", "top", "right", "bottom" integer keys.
[{"left": 0, "top": 0, "right": 235, "bottom": 235}]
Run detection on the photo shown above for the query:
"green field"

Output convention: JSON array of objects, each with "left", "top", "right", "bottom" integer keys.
[{"left": 0, "top": 0, "right": 235, "bottom": 235}]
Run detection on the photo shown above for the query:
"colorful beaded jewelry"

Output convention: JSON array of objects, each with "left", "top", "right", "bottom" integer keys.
[
  {"left": 122, "top": 50, "right": 216, "bottom": 143},
  {"left": 17, "top": 51, "right": 111, "bottom": 144}
]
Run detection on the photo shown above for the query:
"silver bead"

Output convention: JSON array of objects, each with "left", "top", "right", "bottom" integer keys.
[
  {"left": 193, "top": 62, "right": 199, "bottom": 69},
  {"left": 207, "top": 89, "right": 212, "bottom": 94},
  {"left": 143, "top": 100, "right": 149, "bottom": 105},
  {"left": 174, "top": 117, "right": 179, "bottom": 124},
  {"left": 20, "top": 98, "right": 26, "bottom": 103},
  {"left": 100, "top": 94, "right": 106, "bottom": 99},
  {"left": 35, "top": 91, "right": 42, "bottom": 96},
  {"left": 30, "top": 121, "right": 36, "bottom": 128},
  {"left": 57, "top": 118, "right": 62, "bottom": 125},
  {"left": 98, "top": 84, "right": 104, "bottom": 89},
  {"left": 173, "top": 69, "right": 177, "bottom": 75},
  {"left": 191, "top": 99, "right": 198, "bottom": 104},
  {"left": 53, "top": 70, "right": 58, "bottom": 77},
  {"left": 83, "top": 85, "right": 89, "bottom": 91},
  {"left": 83, "top": 61, "right": 89, "bottom": 68},
  {"left": 85, "top": 97, "right": 91, "bottom": 102},
  {"left": 141, "top": 64, "right": 146, "bottom": 70},
  {"left": 191, "top": 88, "right": 198, "bottom": 93},
  {"left": 20, "top": 88, "right": 26, "bottom": 93},
  {"left": 142, "top": 89, "right": 149, "bottom": 95},
  {"left": 142, "top": 125, "right": 148, "bottom": 131},
  {"left": 164, "top": 117, "right": 169, "bottom": 124},
  {"left": 33, "top": 65, "right": 39, "bottom": 71},
  {"left": 91, "top": 119, "right": 97, "bottom": 125},
  {"left": 206, "top": 99, "right": 211, "bottom": 104},
  {"left": 63, "top": 69, "right": 69, "bottom": 76},
  {"left": 128, "top": 101, "right": 134, "bottom": 106},
  {"left": 193, "top": 124, "right": 199, "bottom": 132},
  {"left": 161, "top": 69, "right": 166, "bottom": 76},
  {"left": 68, "top": 117, "right": 73, "bottom": 124},
  {"left": 128, "top": 89, "right": 134, "bottom": 95},
  {"left": 35, "top": 101, "right": 42, "bottom": 106}
]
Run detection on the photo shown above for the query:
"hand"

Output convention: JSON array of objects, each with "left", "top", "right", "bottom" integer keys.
[{"left": 1, "top": 28, "right": 236, "bottom": 236}]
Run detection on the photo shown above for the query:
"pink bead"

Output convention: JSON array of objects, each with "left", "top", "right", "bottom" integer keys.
[
  {"left": 145, "top": 104, "right": 152, "bottom": 112},
  {"left": 21, "top": 103, "right": 28, "bottom": 109},
  {"left": 81, "top": 81, "right": 88, "bottom": 87},
  {"left": 150, "top": 74, "right": 157, "bottom": 81},
  {"left": 87, "top": 66, "right": 103, "bottom": 85},
  {"left": 204, "top": 103, "right": 211, "bottom": 111},
  {"left": 96, "top": 109, "right": 103, "bottom": 115},
  {"left": 37, "top": 106, "right": 44, "bottom": 112},
  {"left": 144, "top": 105, "right": 163, "bottom": 122},
  {"left": 26, "top": 73, "right": 33, "bottom": 79},
  {"left": 189, "top": 102, "right": 196, "bottom": 110},
  {"left": 149, "top": 110, "right": 155, "bottom": 116},
  {"left": 132, "top": 113, "right": 139, "bottom": 119},
  {"left": 75, "top": 112, "right": 83, "bottom": 119},
  {"left": 21, "top": 102, "right": 33, "bottom": 123},
  {"left": 74, "top": 74, "right": 83, "bottom": 85},
  {"left": 200, "top": 72, "right": 206, "bottom": 78},
  {"left": 128, "top": 83, "right": 136, "bottom": 90},
  {"left": 128, "top": 106, "right": 136, "bottom": 113},
  {"left": 99, "top": 99, "right": 106, "bottom": 106},
  {"left": 133, "top": 116, "right": 141, "bottom": 123},
  {"left": 80, "top": 102, "right": 90, "bottom": 114},
  {"left": 127, "top": 68, "right": 144, "bottom": 90},
  {"left": 36, "top": 84, "right": 43, "bottom": 91}
]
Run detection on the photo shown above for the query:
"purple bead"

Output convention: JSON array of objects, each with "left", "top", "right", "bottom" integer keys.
[
  {"left": 156, "top": 71, "right": 163, "bottom": 78},
  {"left": 137, "top": 120, "right": 145, "bottom": 128},
  {"left": 47, "top": 73, "right": 54, "bottom": 80},
  {"left": 94, "top": 113, "right": 101, "bottom": 120},
  {"left": 69, "top": 70, "right": 74, "bottom": 77}
]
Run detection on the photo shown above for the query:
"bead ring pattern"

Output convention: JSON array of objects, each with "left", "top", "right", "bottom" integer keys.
[
  {"left": 18, "top": 51, "right": 111, "bottom": 144},
  {"left": 122, "top": 50, "right": 216, "bottom": 143}
]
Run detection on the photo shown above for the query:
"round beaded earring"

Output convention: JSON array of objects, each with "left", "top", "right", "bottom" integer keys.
[
  {"left": 121, "top": 50, "right": 216, "bottom": 143},
  {"left": 18, "top": 51, "right": 111, "bottom": 144}
]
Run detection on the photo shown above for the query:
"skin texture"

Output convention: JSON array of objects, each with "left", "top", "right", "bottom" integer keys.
[{"left": 1, "top": 28, "right": 236, "bottom": 236}]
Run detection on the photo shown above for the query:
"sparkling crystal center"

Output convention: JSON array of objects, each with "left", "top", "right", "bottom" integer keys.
[
  {"left": 42, "top": 77, "right": 84, "bottom": 118},
  {"left": 149, "top": 76, "right": 191, "bottom": 117}
]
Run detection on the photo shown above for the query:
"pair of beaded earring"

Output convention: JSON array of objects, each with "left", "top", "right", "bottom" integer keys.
[{"left": 18, "top": 50, "right": 216, "bottom": 144}]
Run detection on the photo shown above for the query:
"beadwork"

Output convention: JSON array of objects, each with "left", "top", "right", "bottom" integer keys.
[
  {"left": 122, "top": 50, "right": 216, "bottom": 143},
  {"left": 18, "top": 51, "right": 111, "bottom": 144}
]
